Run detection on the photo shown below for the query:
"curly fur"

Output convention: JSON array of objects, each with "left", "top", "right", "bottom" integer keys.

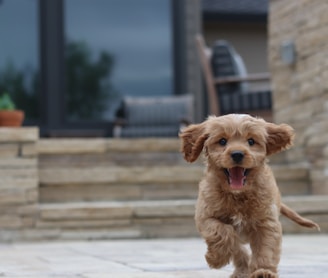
[{"left": 179, "top": 114, "right": 319, "bottom": 278}]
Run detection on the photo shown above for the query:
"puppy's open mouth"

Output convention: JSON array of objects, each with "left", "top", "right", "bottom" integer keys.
[{"left": 224, "top": 167, "right": 250, "bottom": 189}]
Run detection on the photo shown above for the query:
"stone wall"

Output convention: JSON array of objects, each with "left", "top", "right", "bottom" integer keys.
[
  {"left": 0, "top": 128, "right": 39, "bottom": 241},
  {"left": 0, "top": 128, "right": 327, "bottom": 241},
  {"left": 269, "top": 0, "right": 328, "bottom": 194}
]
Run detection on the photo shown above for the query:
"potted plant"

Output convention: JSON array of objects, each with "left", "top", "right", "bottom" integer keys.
[{"left": 0, "top": 93, "right": 24, "bottom": 127}]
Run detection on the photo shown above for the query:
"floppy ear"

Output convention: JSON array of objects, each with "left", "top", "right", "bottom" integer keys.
[
  {"left": 266, "top": 123, "right": 295, "bottom": 156},
  {"left": 179, "top": 122, "right": 208, "bottom": 162}
]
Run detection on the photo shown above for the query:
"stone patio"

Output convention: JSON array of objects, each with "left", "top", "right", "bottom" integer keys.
[{"left": 0, "top": 235, "right": 326, "bottom": 277}]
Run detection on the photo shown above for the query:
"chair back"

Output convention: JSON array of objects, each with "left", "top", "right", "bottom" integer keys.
[{"left": 211, "top": 40, "right": 249, "bottom": 95}]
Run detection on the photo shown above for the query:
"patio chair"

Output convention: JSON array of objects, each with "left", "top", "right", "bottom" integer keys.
[
  {"left": 113, "top": 95, "right": 193, "bottom": 138},
  {"left": 195, "top": 34, "right": 272, "bottom": 121}
]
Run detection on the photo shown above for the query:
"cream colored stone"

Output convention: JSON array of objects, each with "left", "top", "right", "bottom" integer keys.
[
  {"left": 16, "top": 204, "right": 39, "bottom": 216},
  {"left": 36, "top": 218, "right": 131, "bottom": 229},
  {"left": 40, "top": 202, "right": 134, "bottom": 220},
  {"left": 38, "top": 138, "right": 108, "bottom": 154},
  {"left": 0, "top": 178, "right": 38, "bottom": 190},
  {"left": 26, "top": 188, "right": 39, "bottom": 203},
  {"left": 0, "top": 189, "right": 26, "bottom": 205},
  {"left": 21, "top": 143, "right": 38, "bottom": 157},
  {"left": 0, "top": 128, "right": 38, "bottom": 142},
  {"left": 269, "top": 0, "right": 328, "bottom": 194},
  {"left": 0, "top": 168, "right": 38, "bottom": 179},
  {"left": 107, "top": 138, "right": 180, "bottom": 153},
  {"left": 39, "top": 166, "right": 203, "bottom": 184},
  {"left": 282, "top": 196, "right": 328, "bottom": 214},
  {"left": 271, "top": 166, "right": 308, "bottom": 181},
  {"left": 132, "top": 200, "right": 195, "bottom": 218},
  {"left": 0, "top": 144, "right": 19, "bottom": 157},
  {"left": 0, "top": 158, "right": 37, "bottom": 168},
  {"left": 0, "top": 215, "right": 22, "bottom": 228}
]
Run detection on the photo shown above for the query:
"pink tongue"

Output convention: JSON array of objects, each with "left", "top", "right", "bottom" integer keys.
[{"left": 229, "top": 167, "right": 245, "bottom": 189}]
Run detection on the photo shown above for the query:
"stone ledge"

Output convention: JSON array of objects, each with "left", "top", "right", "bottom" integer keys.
[
  {"left": 39, "top": 166, "right": 204, "bottom": 184},
  {"left": 282, "top": 195, "right": 328, "bottom": 214},
  {"left": 38, "top": 139, "right": 108, "bottom": 154},
  {"left": 107, "top": 138, "right": 180, "bottom": 153},
  {"left": 38, "top": 138, "right": 181, "bottom": 154},
  {"left": 40, "top": 200, "right": 196, "bottom": 221},
  {"left": 0, "top": 128, "right": 39, "bottom": 142}
]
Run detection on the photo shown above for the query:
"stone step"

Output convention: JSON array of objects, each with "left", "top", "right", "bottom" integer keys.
[
  {"left": 39, "top": 164, "right": 310, "bottom": 203},
  {"left": 35, "top": 196, "right": 328, "bottom": 240},
  {"left": 40, "top": 182, "right": 199, "bottom": 203},
  {"left": 37, "top": 200, "right": 197, "bottom": 240},
  {"left": 39, "top": 166, "right": 203, "bottom": 185}
]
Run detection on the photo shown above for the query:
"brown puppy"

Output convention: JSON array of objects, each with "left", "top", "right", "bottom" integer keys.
[{"left": 180, "top": 114, "right": 319, "bottom": 278}]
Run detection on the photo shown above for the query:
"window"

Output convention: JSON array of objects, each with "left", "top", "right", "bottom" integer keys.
[
  {"left": 64, "top": 0, "right": 173, "bottom": 122},
  {"left": 0, "top": 0, "right": 39, "bottom": 122}
]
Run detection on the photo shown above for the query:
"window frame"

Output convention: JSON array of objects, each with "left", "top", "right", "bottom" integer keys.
[{"left": 39, "top": 0, "right": 186, "bottom": 137}]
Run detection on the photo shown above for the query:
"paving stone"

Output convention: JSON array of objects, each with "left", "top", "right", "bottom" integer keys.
[{"left": 0, "top": 236, "right": 325, "bottom": 277}]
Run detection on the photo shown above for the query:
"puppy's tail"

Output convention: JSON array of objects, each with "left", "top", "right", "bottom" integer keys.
[{"left": 280, "top": 203, "right": 320, "bottom": 231}]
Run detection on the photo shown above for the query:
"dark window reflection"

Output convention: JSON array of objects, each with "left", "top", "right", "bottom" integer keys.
[
  {"left": 65, "top": 0, "right": 173, "bottom": 121},
  {"left": 0, "top": 0, "right": 39, "bottom": 122}
]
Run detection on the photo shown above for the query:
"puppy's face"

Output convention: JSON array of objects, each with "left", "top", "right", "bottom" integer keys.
[{"left": 180, "top": 114, "right": 294, "bottom": 191}]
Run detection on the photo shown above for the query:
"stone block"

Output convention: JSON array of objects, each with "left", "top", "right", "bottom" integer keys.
[
  {"left": 0, "top": 168, "right": 38, "bottom": 179},
  {"left": 26, "top": 188, "right": 39, "bottom": 203},
  {"left": 0, "top": 144, "right": 19, "bottom": 158},
  {"left": 0, "top": 215, "right": 22, "bottom": 228},
  {"left": 132, "top": 200, "right": 195, "bottom": 218},
  {"left": 16, "top": 204, "right": 39, "bottom": 216},
  {"left": 21, "top": 143, "right": 38, "bottom": 157},
  {"left": 282, "top": 196, "right": 328, "bottom": 214},
  {"left": 39, "top": 183, "right": 142, "bottom": 203},
  {"left": 107, "top": 138, "right": 180, "bottom": 153},
  {"left": 0, "top": 189, "right": 27, "bottom": 205},
  {"left": 58, "top": 228, "right": 142, "bottom": 241},
  {"left": 38, "top": 139, "right": 108, "bottom": 154},
  {"left": 39, "top": 166, "right": 203, "bottom": 185},
  {"left": 278, "top": 180, "right": 310, "bottom": 196},
  {"left": 0, "top": 178, "right": 38, "bottom": 190},
  {"left": 311, "top": 181, "right": 328, "bottom": 195},
  {"left": 36, "top": 218, "right": 131, "bottom": 229},
  {"left": 40, "top": 202, "right": 134, "bottom": 220},
  {"left": 271, "top": 166, "right": 308, "bottom": 181},
  {"left": 0, "top": 128, "right": 38, "bottom": 142},
  {"left": 0, "top": 158, "right": 37, "bottom": 168}
]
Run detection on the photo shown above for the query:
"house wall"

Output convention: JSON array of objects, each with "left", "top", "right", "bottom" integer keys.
[
  {"left": 185, "top": 0, "right": 204, "bottom": 122},
  {"left": 203, "top": 22, "right": 270, "bottom": 94},
  {"left": 269, "top": 0, "right": 328, "bottom": 194},
  {"left": 204, "top": 22, "right": 268, "bottom": 74}
]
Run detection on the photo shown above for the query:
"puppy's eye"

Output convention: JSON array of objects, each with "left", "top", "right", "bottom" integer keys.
[
  {"left": 218, "top": 138, "right": 227, "bottom": 146},
  {"left": 248, "top": 138, "right": 255, "bottom": 146}
]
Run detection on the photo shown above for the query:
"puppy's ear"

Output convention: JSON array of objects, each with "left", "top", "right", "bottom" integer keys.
[
  {"left": 266, "top": 123, "right": 295, "bottom": 156},
  {"left": 179, "top": 122, "right": 208, "bottom": 162}
]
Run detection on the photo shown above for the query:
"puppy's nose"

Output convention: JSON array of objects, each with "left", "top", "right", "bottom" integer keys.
[{"left": 231, "top": 151, "right": 244, "bottom": 163}]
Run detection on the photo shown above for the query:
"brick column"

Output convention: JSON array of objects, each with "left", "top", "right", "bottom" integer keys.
[{"left": 0, "top": 128, "right": 39, "bottom": 241}]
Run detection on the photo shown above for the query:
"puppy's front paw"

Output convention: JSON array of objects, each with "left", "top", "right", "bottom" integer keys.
[
  {"left": 230, "top": 271, "right": 248, "bottom": 278},
  {"left": 250, "top": 269, "right": 278, "bottom": 278},
  {"left": 205, "top": 250, "right": 230, "bottom": 269}
]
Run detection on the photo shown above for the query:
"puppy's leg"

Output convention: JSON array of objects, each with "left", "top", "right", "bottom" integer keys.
[
  {"left": 230, "top": 244, "right": 250, "bottom": 278},
  {"left": 198, "top": 218, "right": 237, "bottom": 269},
  {"left": 249, "top": 221, "right": 282, "bottom": 278}
]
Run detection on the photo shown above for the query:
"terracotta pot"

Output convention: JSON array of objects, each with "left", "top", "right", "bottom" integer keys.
[{"left": 0, "top": 110, "right": 25, "bottom": 127}]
